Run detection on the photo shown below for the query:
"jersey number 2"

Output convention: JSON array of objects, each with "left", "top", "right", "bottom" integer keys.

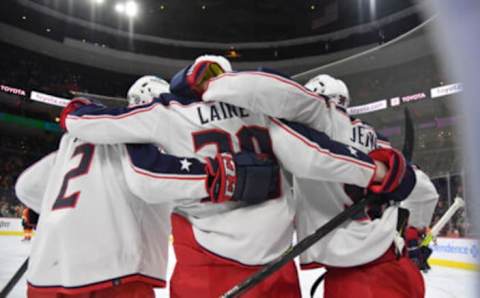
[{"left": 52, "top": 143, "right": 95, "bottom": 210}]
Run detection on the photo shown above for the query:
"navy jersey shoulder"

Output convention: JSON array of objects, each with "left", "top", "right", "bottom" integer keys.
[
  {"left": 69, "top": 94, "right": 199, "bottom": 118},
  {"left": 280, "top": 119, "right": 373, "bottom": 164},
  {"left": 156, "top": 93, "right": 199, "bottom": 106}
]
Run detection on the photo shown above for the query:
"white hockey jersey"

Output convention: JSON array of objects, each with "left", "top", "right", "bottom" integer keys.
[
  {"left": 15, "top": 134, "right": 208, "bottom": 292},
  {"left": 203, "top": 71, "right": 439, "bottom": 267},
  {"left": 64, "top": 93, "right": 377, "bottom": 266}
]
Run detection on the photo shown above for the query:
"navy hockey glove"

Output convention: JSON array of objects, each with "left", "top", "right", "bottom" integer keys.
[
  {"left": 343, "top": 184, "right": 366, "bottom": 203},
  {"left": 170, "top": 61, "right": 225, "bottom": 99},
  {"left": 206, "top": 152, "right": 279, "bottom": 204},
  {"left": 170, "top": 65, "right": 198, "bottom": 99},
  {"left": 345, "top": 163, "right": 415, "bottom": 205},
  {"left": 410, "top": 246, "right": 432, "bottom": 272},
  {"left": 60, "top": 98, "right": 92, "bottom": 130},
  {"left": 405, "top": 226, "right": 432, "bottom": 272},
  {"left": 382, "top": 165, "right": 416, "bottom": 202}
]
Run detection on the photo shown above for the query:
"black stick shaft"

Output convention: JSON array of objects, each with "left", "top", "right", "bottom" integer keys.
[
  {"left": 221, "top": 196, "right": 379, "bottom": 298},
  {"left": 0, "top": 258, "right": 28, "bottom": 298}
]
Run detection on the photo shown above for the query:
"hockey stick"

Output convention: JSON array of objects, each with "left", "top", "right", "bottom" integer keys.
[
  {"left": 0, "top": 257, "right": 28, "bottom": 297},
  {"left": 220, "top": 194, "right": 382, "bottom": 298},
  {"left": 420, "top": 196, "right": 465, "bottom": 247},
  {"left": 69, "top": 91, "right": 127, "bottom": 104}
]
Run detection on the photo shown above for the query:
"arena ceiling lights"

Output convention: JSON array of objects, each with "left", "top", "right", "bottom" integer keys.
[
  {"left": 88, "top": 0, "right": 139, "bottom": 18},
  {"left": 114, "top": 1, "right": 140, "bottom": 18}
]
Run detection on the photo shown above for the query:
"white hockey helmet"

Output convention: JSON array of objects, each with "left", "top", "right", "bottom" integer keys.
[
  {"left": 127, "top": 75, "right": 170, "bottom": 107},
  {"left": 193, "top": 55, "right": 233, "bottom": 72},
  {"left": 304, "top": 74, "right": 351, "bottom": 109}
]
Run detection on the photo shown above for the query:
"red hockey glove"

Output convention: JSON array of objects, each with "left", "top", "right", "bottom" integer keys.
[
  {"left": 205, "top": 152, "right": 280, "bottom": 204},
  {"left": 59, "top": 98, "right": 92, "bottom": 131},
  {"left": 186, "top": 60, "right": 225, "bottom": 96},
  {"left": 367, "top": 148, "right": 406, "bottom": 194},
  {"left": 205, "top": 153, "right": 237, "bottom": 203}
]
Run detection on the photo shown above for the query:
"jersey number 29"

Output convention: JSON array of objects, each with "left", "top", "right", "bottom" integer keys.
[{"left": 192, "top": 126, "right": 273, "bottom": 155}]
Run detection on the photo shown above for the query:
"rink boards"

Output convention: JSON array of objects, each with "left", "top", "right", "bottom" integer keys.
[
  {"left": 1, "top": 217, "right": 478, "bottom": 271},
  {"left": 0, "top": 217, "right": 478, "bottom": 297},
  {"left": 429, "top": 237, "right": 479, "bottom": 271},
  {"left": 0, "top": 217, "right": 24, "bottom": 236}
]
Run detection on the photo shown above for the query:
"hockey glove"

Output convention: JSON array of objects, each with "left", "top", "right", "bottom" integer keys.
[
  {"left": 343, "top": 184, "right": 366, "bottom": 203},
  {"left": 344, "top": 158, "right": 417, "bottom": 207},
  {"left": 206, "top": 153, "right": 237, "bottom": 203},
  {"left": 405, "top": 226, "right": 432, "bottom": 272},
  {"left": 186, "top": 60, "right": 225, "bottom": 96},
  {"left": 59, "top": 98, "right": 92, "bottom": 131},
  {"left": 367, "top": 148, "right": 406, "bottom": 194},
  {"left": 206, "top": 152, "right": 279, "bottom": 204},
  {"left": 382, "top": 165, "right": 416, "bottom": 202},
  {"left": 410, "top": 245, "right": 433, "bottom": 272}
]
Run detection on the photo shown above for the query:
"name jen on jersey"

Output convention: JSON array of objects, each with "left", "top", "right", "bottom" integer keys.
[
  {"left": 197, "top": 102, "right": 250, "bottom": 125},
  {"left": 350, "top": 125, "right": 377, "bottom": 151}
]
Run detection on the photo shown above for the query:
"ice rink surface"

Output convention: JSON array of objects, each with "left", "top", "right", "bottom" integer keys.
[{"left": 0, "top": 236, "right": 477, "bottom": 298}]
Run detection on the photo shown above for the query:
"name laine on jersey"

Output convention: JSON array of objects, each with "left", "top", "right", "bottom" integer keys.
[
  {"left": 196, "top": 102, "right": 250, "bottom": 125},
  {"left": 350, "top": 125, "right": 377, "bottom": 150}
]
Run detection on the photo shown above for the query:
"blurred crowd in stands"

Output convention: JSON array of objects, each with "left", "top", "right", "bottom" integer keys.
[
  {"left": 430, "top": 175, "right": 470, "bottom": 237},
  {"left": 0, "top": 134, "right": 58, "bottom": 218},
  {"left": 0, "top": 42, "right": 135, "bottom": 99},
  {"left": 343, "top": 55, "right": 443, "bottom": 105}
]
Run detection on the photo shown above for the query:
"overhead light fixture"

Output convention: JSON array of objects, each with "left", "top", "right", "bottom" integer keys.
[
  {"left": 125, "top": 1, "right": 139, "bottom": 17},
  {"left": 115, "top": 3, "right": 125, "bottom": 13},
  {"left": 92, "top": 0, "right": 105, "bottom": 4}
]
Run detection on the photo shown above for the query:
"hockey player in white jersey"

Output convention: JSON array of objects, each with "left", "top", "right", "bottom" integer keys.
[
  {"left": 12, "top": 136, "right": 181, "bottom": 296},
  {"left": 60, "top": 58, "right": 406, "bottom": 298},
  {"left": 201, "top": 71, "right": 439, "bottom": 298}
]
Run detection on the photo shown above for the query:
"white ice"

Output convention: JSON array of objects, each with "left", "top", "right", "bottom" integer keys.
[{"left": 0, "top": 236, "right": 477, "bottom": 297}]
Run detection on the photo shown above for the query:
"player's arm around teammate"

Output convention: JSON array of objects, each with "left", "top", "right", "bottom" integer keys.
[
  {"left": 62, "top": 95, "right": 392, "bottom": 192},
  {"left": 201, "top": 70, "right": 349, "bottom": 137}
]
